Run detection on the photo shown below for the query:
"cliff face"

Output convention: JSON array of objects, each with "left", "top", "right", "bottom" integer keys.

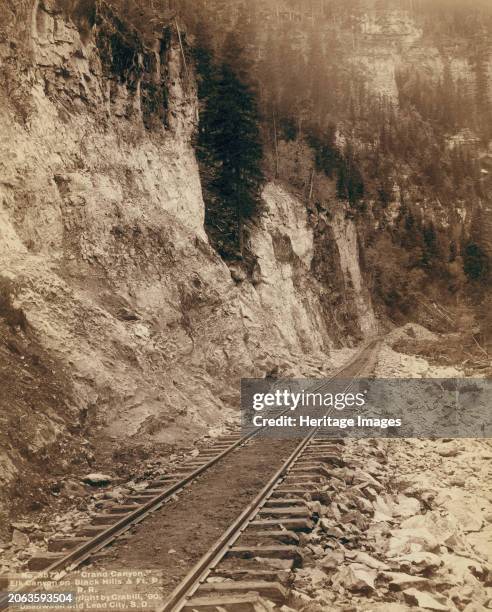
[
  {"left": 353, "top": 7, "right": 474, "bottom": 99},
  {"left": 0, "top": 0, "right": 375, "bottom": 524},
  {"left": 340, "top": 2, "right": 492, "bottom": 245}
]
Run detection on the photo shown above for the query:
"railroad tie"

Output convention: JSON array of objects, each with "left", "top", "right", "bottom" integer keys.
[
  {"left": 198, "top": 580, "right": 288, "bottom": 604},
  {"left": 207, "top": 443, "right": 236, "bottom": 449},
  {"left": 271, "top": 487, "right": 311, "bottom": 497},
  {"left": 107, "top": 504, "right": 138, "bottom": 514},
  {"left": 257, "top": 506, "right": 310, "bottom": 518},
  {"left": 281, "top": 479, "right": 323, "bottom": 487},
  {"left": 302, "top": 452, "right": 345, "bottom": 466},
  {"left": 48, "top": 537, "right": 90, "bottom": 552},
  {"left": 127, "top": 493, "right": 163, "bottom": 503},
  {"left": 249, "top": 517, "right": 314, "bottom": 532},
  {"left": 158, "top": 472, "right": 190, "bottom": 479},
  {"left": 75, "top": 525, "right": 107, "bottom": 537},
  {"left": 263, "top": 497, "right": 306, "bottom": 507},
  {"left": 242, "top": 529, "right": 299, "bottom": 545},
  {"left": 212, "top": 568, "right": 291, "bottom": 584},
  {"left": 27, "top": 552, "right": 64, "bottom": 571},
  {"left": 226, "top": 545, "right": 303, "bottom": 566},
  {"left": 91, "top": 513, "right": 131, "bottom": 525},
  {"left": 182, "top": 593, "right": 274, "bottom": 611},
  {"left": 290, "top": 463, "right": 333, "bottom": 478}
]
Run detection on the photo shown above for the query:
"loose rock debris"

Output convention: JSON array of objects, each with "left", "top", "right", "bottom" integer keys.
[{"left": 280, "top": 437, "right": 492, "bottom": 611}]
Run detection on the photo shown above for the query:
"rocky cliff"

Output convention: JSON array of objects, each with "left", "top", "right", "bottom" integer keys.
[{"left": 0, "top": 0, "right": 376, "bottom": 526}]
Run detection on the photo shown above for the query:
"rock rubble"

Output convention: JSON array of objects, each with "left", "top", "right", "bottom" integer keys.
[{"left": 285, "top": 436, "right": 492, "bottom": 611}]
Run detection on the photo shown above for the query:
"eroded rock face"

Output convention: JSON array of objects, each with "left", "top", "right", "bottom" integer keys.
[
  {"left": 0, "top": 2, "right": 375, "bottom": 522},
  {"left": 248, "top": 184, "right": 376, "bottom": 354}
]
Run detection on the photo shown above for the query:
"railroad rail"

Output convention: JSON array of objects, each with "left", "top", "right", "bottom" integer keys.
[
  {"left": 0, "top": 417, "right": 281, "bottom": 608},
  {"left": 159, "top": 338, "right": 379, "bottom": 611},
  {"left": 0, "top": 338, "right": 379, "bottom": 611}
]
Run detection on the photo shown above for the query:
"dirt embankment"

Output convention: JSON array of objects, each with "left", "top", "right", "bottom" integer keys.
[
  {"left": 376, "top": 323, "right": 491, "bottom": 378},
  {"left": 0, "top": 278, "right": 81, "bottom": 537}
]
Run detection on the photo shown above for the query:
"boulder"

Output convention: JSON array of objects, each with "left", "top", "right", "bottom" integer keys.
[
  {"left": 319, "top": 550, "right": 345, "bottom": 570},
  {"left": 438, "top": 445, "right": 459, "bottom": 458},
  {"left": 388, "top": 527, "right": 440, "bottom": 555},
  {"left": 321, "top": 524, "right": 344, "bottom": 539},
  {"left": 394, "top": 495, "right": 421, "bottom": 518},
  {"left": 294, "top": 567, "right": 328, "bottom": 589},
  {"left": 82, "top": 473, "right": 112, "bottom": 486}
]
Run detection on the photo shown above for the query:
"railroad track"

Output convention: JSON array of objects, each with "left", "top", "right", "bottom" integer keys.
[
  {"left": 159, "top": 338, "right": 379, "bottom": 611},
  {"left": 0, "top": 338, "right": 379, "bottom": 611},
  {"left": 0, "top": 417, "right": 285, "bottom": 605}
]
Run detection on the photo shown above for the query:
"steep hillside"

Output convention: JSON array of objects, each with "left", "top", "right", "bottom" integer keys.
[
  {"left": 181, "top": 0, "right": 492, "bottom": 342},
  {"left": 0, "top": 0, "right": 376, "bottom": 528}
]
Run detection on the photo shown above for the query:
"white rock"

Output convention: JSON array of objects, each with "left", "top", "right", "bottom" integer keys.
[
  {"left": 382, "top": 571, "right": 431, "bottom": 590},
  {"left": 295, "top": 566, "right": 328, "bottom": 587},
  {"left": 394, "top": 551, "right": 442, "bottom": 573},
  {"left": 133, "top": 323, "right": 151, "bottom": 340},
  {"left": 438, "top": 445, "right": 459, "bottom": 458},
  {"left": 354, "top": 469, "right": 384, "bottom": 491},
  {"left": 83, "top": 473, "right": 112, "bottom": 486},
  {"left": 403, "top": 588, "right": 450, "bottom": 610},
  {"left": 353, "top": 551, "right": 389, "bottom": 570},
  {"left": 11, "top": 529, "right": 29, "bottom": 547},
  {"left": 373, "top": 495, "right": 393, "bottom": 517},
  {"left": 389, "top": 527, "right": 440, "bottom": 555},
  {"left": 332, "top": 563, "right": 377, "bottom": 592},
  {"left": 445, "top": 500, "right": 484, "bottom": 533},
  {"left": 400, "top": 514, "right": 427, "bottom": 530},
  {"left": 440, "top": 553, "right": 484, "bottom": 585},
  {"left": 394, "top": 495, "right": 421, "bottom": 517}
]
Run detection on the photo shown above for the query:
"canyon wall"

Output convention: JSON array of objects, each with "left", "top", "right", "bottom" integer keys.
[{"left": 0, "top": 0, "right": 375, "bottom": 524}]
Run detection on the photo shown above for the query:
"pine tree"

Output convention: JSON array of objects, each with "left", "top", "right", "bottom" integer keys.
[
  {"left": 212, "top": 64, "right": 263, "bottom": 249},
  {"left": 472, "top": 51, "right": 492, "bottom": 143},
  {"left": 337, "top": 142, "right": 364, "bottom": 206},
  {"left": 463, "top": 242, "right": 490, "bottom": 281},
  {"left": 195, "top": 35, "right": 264, "bottom": 260}
]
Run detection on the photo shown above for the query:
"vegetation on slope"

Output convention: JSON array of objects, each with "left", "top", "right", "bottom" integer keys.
[{"left": 175, "top": 0, "right": 491, "bottom": 336}]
